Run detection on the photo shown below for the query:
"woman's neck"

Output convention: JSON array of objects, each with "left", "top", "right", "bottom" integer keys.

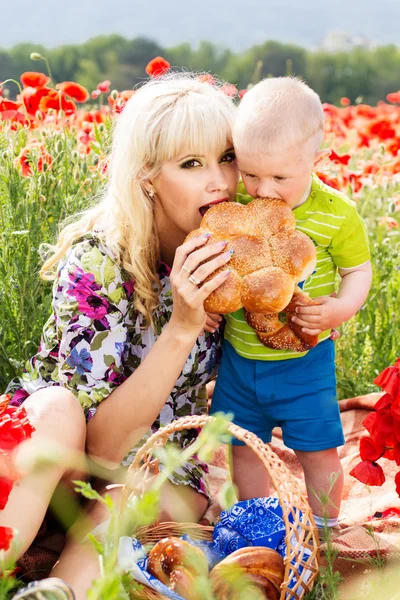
[{"left": 158, "top": 230, "right": 186, "bottom": 268}]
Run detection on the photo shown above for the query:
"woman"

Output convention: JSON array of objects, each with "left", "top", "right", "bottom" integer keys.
[{"left": 4, "top": 73, "right": 239, "bottom": 599}]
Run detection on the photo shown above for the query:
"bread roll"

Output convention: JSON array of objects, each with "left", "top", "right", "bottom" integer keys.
[
  {"left": 147, "top": 537, "right": 208, "bottom": 600},
  {"left": 210, "top": 546, "right": 285, "bottom": 600}
]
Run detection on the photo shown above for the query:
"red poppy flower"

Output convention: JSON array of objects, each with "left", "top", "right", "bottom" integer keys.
[
  {"left": 346, "top": 171, "right": 363, "bottom": 194},
  {"left": 0, "top": 477, "right": 13, "bottom": 510},
  {"left": 387, "top": 92, "right": 400, "bottom": 104},
  {"left": 97, "top": 80, "right": 111, "bottom": 93},
  {"left": 0, "top": 396, "right": 9, "bottom": 416},
  {"left": 0, "top": 526, "right": 13, "bottom": 551},
  {"left": 340, "top": 97, "right": 350, "bottom": 106},
  {"left": 368, "top": 119, "right": 396, "bottom": 140},
  {"left": 392, "top": 418, "right": 400, "bottom": 443},
  {"left": 39, "top": 90, "right": 76, "bottom": 115},
  {"left": 370, "top": 507, "right": 400, "bottom": 520},
  {"left": 0, "top": 100, "right": 22, "bottom": 112},
  {"left": 379, "top": 216, "right": 399, "bottom": 230},
  {"left": 91, "top": 90, "right": 101, "bottom": 100},
  {"left": 329, "top": 150, "right": 351, "bottom": 165},
  {"left": 384, "top": 448, "right": 395, "bottom": 460},
  {"left": 359, "top": 436, "right": 386, "bottom": 461},
  {"left": 20, "top": 72, "right": 50, "bottom": 89},
  {"left": 108, "top": 90, "right": 135, "bottom": 113},
  {"left": 20, "top": 86, "right": 52, "bottom": 116},
  {"left": 387, "top": 139, "right": 400, "bottom": 157},
  {"left": 145, "top": 56, "right": 171, "bottom": 77},
  {"left": 315, "top": 171, "right": 340, "bottom": 190},
  {"left": 392, "top": 442, "right": 400, "bottom": 466},
  {"left": 220, "top": 83, "right": 238, "bottom": 98},
  {"left": 392, "top": 399, "right": 400, "bottom": 420},
  {"left": 0, "top": 399, "right": 35, "bottom": 450},
  {"left": 395, "top": 471, "right": 400, "bottom": 497},
  {"left": 350, "top": 460, "right": 385, "bottom": 486},
  {"left": 197, "top": 74, "right": 216, "bottom": 86},
  {"left": 14, "top": 142, "right": 53, "bottom": 177},
  {"left": 374, "top": 393, "right": 392, "bottom": 411},
  {"left": 374, "top": 359, "right": 400, "bottom": 402},
  {"left": 358, "top": 133, "right": 371, "bottom": 148},
  {"left": 0, "top": 108, "right": 27, "bottom": 126},
  {"left": 57, "top": 82, "right": 89, "bottom": 103},
  {"left": 322, "top": 102, "right": 340, "bottom": 116},
  {"left": 362, "top": 410, "right": 395, "bottom": 446}
]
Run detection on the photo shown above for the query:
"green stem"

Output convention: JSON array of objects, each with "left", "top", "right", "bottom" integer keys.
[
  {"left": 44, "top": 57, "right": 53, "bottom": 81},
  {"left": 0, "top": 79, "right": 23, "bottom": 95}
]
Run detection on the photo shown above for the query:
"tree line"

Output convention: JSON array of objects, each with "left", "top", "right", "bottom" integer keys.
[{"left": 1, "top": 35, "right": 400, "bottom": 105}]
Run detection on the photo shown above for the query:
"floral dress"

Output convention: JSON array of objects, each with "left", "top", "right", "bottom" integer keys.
[{"left": 6, "top": 234, "right": 223, "bottom": 498}]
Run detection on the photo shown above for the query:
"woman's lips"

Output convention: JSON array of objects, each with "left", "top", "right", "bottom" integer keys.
[{"left": 199, "top": 198, "right": 229, "bottom": 216}]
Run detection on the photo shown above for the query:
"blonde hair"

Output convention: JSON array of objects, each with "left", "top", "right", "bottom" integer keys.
[
  {"left": 41, "top": 73, "right": 236, "bottom": 326},
  {"left": 234, "top": 77, "right": 324, "bottom": 154}
]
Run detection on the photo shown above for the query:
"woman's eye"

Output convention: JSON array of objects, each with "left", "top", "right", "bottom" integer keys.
[
  {"left": 245, "top": 173, "right": 257, "bottom": 179},
  {"left": 274, "top": 176, "right": 286, "bottom": 181},
  {"left": 220, "top": 151, "right": 236, "bottom": 163},
  {"left": 181, "top": 159, "right": 201, "bottom": 169}
]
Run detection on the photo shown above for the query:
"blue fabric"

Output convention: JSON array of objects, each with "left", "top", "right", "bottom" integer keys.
[{"left": 211, "top": 338, "right": 344, "bottom": 450}]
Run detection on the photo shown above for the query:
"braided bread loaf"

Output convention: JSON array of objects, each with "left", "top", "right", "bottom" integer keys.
[
  {"left": 186, "top": 199, "right": 319, "bottom": 352},
  {"left": 210, "top": 546, "right": 285, "bottom": 600}
]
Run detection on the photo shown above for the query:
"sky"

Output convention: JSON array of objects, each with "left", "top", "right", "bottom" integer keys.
[{"left": 3, "top": 0, "right": 400, "bottom": 51}]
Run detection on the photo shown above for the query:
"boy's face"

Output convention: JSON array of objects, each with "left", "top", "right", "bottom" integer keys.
[{"left": 236, "top": 145, "right": 316, "bottom": 210}]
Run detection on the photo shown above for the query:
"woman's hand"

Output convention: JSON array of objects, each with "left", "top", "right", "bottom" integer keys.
[{"left": 169, "top": 235, "right": 232, "bottom": 335}]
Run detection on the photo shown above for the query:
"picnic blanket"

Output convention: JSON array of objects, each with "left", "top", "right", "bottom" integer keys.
[
  {"left": 202, "top": 392, "right": 400, "bottom": 586},
  {"left": 18, "top": 393, "right": 400, "bottom": 585}
]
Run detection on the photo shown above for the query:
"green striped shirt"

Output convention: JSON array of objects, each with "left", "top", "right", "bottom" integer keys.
[{"left": 224, "top": 173, "right": 370, "bottom": 361}]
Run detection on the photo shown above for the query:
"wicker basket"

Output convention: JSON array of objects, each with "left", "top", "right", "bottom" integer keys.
[{"left": 122, "top": 415, "right": 320, "bottom": 600}]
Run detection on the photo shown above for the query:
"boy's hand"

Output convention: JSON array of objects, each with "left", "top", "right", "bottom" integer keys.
[
  {"left": 330, "top": 328, "right": 340, "bottom": 341},
  {"left": 201, "top": 312, "right": 223, "bottom": 335},
  {"left": 291, "top": 295, "right": 348, "bottom": 336}
]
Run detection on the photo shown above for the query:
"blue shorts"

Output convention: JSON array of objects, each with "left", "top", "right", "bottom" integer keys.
[{"left": 210, "top": 339, "right": 344, "bottom": 451}]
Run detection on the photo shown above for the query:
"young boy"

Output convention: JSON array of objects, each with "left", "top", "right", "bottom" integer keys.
[{"left": 210, "top": 77, "right": 372, "bottom": 529}]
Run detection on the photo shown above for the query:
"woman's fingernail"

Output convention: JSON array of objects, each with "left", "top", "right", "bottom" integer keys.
[
  {"left": 223, "top": 269, "right": 231, "bottom": 276},
  {"left": 216, "top": 240, "right": 227, "bottom": 247},
  {"left": 223, "top": 250, "right": 233, "bottom": 258}
]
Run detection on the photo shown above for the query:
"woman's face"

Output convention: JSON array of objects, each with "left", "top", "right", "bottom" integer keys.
[{"left": 152, "top": 141, "right": 239, "bottom": 253}]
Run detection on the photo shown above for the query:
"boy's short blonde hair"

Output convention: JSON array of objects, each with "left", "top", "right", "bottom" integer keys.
[{"left": 234, "top": 77, "right": 324, "bottom": 154}]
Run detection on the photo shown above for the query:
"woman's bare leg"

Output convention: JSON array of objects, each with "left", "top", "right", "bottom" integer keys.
[
  {"left": 0, "top": 387, "right": 86, "bottom": 558},
  {"left": 53, "top": 481, "right": 208, "bottom": 600}
]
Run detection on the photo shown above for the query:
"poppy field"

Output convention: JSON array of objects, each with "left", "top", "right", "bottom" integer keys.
[{"left": 0, "top": 59, "right": 399, "bottom": 401}]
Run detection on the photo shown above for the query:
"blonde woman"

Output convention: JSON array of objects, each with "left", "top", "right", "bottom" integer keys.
[{"left": 5, "top": 74, "right": 239, "bottom": 599}]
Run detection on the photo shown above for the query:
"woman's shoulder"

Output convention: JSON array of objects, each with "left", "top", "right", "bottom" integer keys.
[{"left": 58, "top": 232, "right": 135, "bottom": 304}]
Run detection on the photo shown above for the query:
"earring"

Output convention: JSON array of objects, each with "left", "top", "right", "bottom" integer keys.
[{"left": 147, "top": 188, "right": 155, "bottom": 199}]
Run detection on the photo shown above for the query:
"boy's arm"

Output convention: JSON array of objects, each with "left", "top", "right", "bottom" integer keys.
[{"left": 291, "top": 261, "right": 372, "bottom": 336}]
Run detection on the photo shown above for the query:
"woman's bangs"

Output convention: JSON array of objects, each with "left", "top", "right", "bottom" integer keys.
[{"left": 160, "top": 98, "right": 234, "bottom": 162}]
